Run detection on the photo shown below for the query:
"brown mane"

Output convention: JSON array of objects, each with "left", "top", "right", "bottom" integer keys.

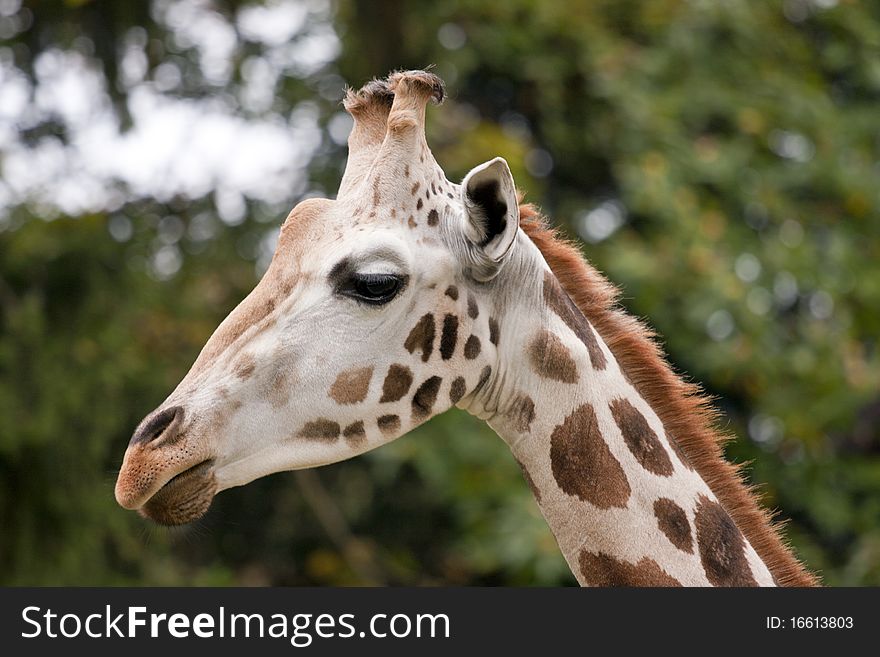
[{"left": 519, "top": 203, "right": 819, "bottom": 587}]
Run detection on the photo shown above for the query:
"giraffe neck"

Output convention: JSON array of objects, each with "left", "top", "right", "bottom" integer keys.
[{"left": 466, "top": 238, "right": 775, "bottom": 587}]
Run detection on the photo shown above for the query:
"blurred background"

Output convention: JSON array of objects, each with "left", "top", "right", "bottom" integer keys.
[{"left": 1, "top": 0, "right": 878, "bottom": 586}]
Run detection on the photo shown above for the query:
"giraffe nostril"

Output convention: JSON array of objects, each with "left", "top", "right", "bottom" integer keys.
[{"left": 130, "top": 406, "right": 184, "bottom": 447}]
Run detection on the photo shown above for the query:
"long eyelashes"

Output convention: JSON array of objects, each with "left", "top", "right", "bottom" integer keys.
[{"left": 338, "top": 273, "right": 407, "bottom": 305}]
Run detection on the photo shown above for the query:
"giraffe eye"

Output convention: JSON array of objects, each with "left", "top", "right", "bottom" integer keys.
[{"left": 343, "top": 273, "right": 405, "bottom": 305}]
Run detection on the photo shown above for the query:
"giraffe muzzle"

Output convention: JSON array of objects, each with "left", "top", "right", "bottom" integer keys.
[
  {"left": 115, "top": 404, "right": 218, "bottom": 525},
  {"left": 137, "top": 458, "right": 217, "bottom": 526}
]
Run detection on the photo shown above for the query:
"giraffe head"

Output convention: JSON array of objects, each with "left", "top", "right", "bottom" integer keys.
[{"left": 115, "top": 71, "right": 522, "bottom": 525}]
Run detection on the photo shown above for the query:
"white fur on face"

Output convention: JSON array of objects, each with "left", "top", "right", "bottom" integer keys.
[{"left": 164, "top": 199, "right": 498, "bottom": 494}]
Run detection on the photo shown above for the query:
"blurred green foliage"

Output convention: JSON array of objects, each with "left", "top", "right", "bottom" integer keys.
[{"left": 1, "top": 0, "right": 878, "bottom": 585}]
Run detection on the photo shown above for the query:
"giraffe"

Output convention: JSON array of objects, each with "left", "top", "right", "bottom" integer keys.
[{"left": 114, "top": 70, "right": 818, "bottom": 587}]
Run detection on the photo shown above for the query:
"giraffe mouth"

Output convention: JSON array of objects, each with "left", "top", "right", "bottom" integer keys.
[{"left": 138, "top": 459, "right": 218, "bottom": 526}]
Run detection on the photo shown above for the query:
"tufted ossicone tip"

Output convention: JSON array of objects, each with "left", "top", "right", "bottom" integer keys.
[{"left": 387, "top": 69, "right": 446, "bottom": 105}]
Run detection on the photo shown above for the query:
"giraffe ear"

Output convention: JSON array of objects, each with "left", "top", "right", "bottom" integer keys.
[{"left": 461, "top": 157, "right": 519, "bottom": 280}]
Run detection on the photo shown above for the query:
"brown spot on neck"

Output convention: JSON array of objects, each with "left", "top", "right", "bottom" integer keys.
[
  {"left": 695, "top": 495, "right": 758, "bottom": 586},
  {"left": 654, "top": 498, "right": 694, "bottom": 554},
  {"left": 528, "top": 329, "right": 579, "bottom": 384},
  {"left": 445, "top": 285, "right": 459, "bottom": 300},
  {"left": 412, "top": 376, "right": 442, "bottom": 420},
  {"left": 404, "top": 313, "right": 435, "bottom": 362},
  {"left": 508, "top": 393, "right": 535, "bottom": 433},
  {"left": 488, "top": 317, "right": 500, "bottom": 346},
  {"left": 233, "top": 353, "right": 256, "bottom": 379},
  {"left": 543, "top": 270, "right": 607, "bottom": 370},
  {"left": 440, "top": 314, "right": 459, "bottom": 360},
  {"left": 298, "top": 419, "right": 341, "bottom": 441},
  {"left": 343, "top": 421, "right": 366, "bottom": 445},
  {"left": 449, "top": 376, "right": 467, "bottom": 404},
  {"left": 550, "top": 403, "right": 630, "bottom": 508},
  {"left": 427, "top": 208, "right": 439, "bottom": 226},
  {"left": 329, "top": 366, "right": 374, "bottom": 405},
  {"left": 578, "top": 551, "right": 682, "bottom": 587},
  {"left": 463, "top": 334, "right": 481, "bottom": 360},
  {"left": 379, "top": 364, "right": 414, "bottom": 403},
  {"left": 466, "top": 292, "right": 479, "bottom": 319},
  {"left": 610, "top": 398, "right": 674, "bottom": 477},
  {"left": 377, "top": 414, "right": 400, "bottom": 435}
]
